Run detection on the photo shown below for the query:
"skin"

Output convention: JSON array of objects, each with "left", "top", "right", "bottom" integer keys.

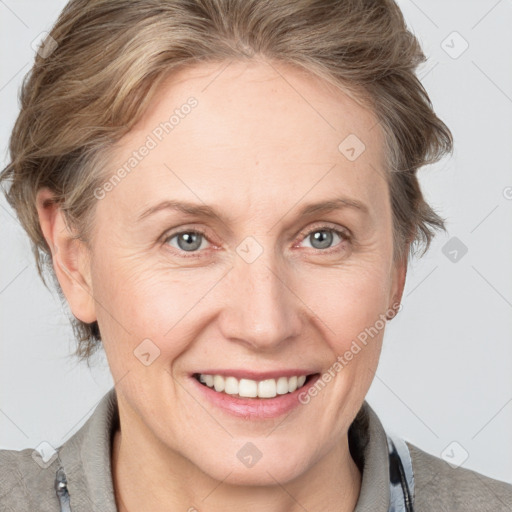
[{"left": 37, "top": 59, "right": 406, "bottom": 512}]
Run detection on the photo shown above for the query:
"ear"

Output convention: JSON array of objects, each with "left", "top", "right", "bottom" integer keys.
[
  {"left": 36, "top": 187, "right": 97, "bottom": 323},
  {"left": 388, "top": 253, "right": 408, "bottom": 319}
]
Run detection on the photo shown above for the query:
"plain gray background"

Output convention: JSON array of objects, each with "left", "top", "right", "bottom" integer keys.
[{"left": 1, "top": 0, "right": 511, "bottom": 484}]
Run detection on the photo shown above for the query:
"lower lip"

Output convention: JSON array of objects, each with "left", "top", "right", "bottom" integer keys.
[{"left": 190, "top": 374, "right": 321, "bottom": 419}]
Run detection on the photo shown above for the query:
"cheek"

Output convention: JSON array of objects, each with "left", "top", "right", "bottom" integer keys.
[
  {"left": 299, "top": 264, "right": 392, "bottom": 355},
  {"left": 90, "top": 252, "right": 217, "bottom": 360}
]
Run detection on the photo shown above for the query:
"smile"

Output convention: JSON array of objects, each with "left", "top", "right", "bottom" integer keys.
[
  {"left": 190, "top": 370, "right": 321, "bottom": 419},
  {"left": 194, "top": 373, "right": 309, "bottom": 398}
]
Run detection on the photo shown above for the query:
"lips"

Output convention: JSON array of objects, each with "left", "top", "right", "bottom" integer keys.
[{"left": 189, "top": 370, "right": 321, "bottom": 419}]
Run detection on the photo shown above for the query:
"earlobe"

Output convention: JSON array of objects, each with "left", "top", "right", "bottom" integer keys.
[{"left": 36, "top": 187, "right": 97, "bottom": 324}]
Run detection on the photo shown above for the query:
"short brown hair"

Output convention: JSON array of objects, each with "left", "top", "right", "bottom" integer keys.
[{"left": 0, "top": 0, "right": 453, "bottom": 363}]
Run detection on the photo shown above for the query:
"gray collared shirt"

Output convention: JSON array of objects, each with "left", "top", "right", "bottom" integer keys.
[{"left": 1, "top": 387, "right": 511, "bottom": 511}]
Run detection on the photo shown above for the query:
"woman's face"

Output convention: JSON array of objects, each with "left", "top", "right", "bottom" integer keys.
[{"left": 85, "top": 60, "right": 405, "bottom": 484}]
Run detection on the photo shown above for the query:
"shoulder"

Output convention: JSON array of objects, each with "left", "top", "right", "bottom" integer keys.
[
  {"left": 407, "top": 441, "right": 512, "bottom": 511},
  {"left": 0, "top": 388, "right": 119, "bottom": 512},
  {"left": 0, "top": 446, "right": 61, "bottom": 511}
]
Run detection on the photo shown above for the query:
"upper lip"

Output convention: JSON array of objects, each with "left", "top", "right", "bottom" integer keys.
[{"left": 193, "top": 369, "right": 318, "bottom": 380}]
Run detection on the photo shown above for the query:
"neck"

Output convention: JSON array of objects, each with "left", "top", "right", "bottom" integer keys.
[{"left": 112, "top": 421, "right": 362, "bottom": 512}]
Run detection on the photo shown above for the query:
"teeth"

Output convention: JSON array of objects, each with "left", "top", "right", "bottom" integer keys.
[
  {"left": 213, "top": 375, "right": 225, "bottom": 392},
  {"left": 258, "top": 379, "right": 276, "bottom": 398},
  {"left": 276, "top": 376, "right": 289, "bottom": 394},
  {"left": 224, "top": 376, "right": 239, "bottom": 395},
  {"left": 197, "top": 373, "right": 310, "bottom": 398},
  {"left": 239, "top": 378, "right": 258, "bottom": 397}
]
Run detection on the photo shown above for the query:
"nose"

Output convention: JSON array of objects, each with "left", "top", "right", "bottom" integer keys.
[{"left": 217, "top": 245, "right": 303, "bottom": 351}]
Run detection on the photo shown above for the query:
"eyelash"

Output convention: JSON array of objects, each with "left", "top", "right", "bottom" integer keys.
[{"left": 162, "top": 224, "right": 351, "bottom": 258}]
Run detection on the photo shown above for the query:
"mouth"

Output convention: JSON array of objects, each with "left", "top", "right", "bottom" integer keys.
[
  {"left": 190, "top": 370, "right": 321, "bottom": 419},
  {"left": 192, "top": 372, "right": 315, "bottom": 399}
]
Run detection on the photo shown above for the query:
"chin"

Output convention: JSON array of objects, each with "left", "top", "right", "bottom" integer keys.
[
  {"left": 186, "top": 439, "right": 313, "bottom": 487},
  {"left": 211, "top": 459, "right": 309, "bottom": 487}
]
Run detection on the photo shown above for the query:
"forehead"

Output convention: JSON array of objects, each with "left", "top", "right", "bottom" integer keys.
[
  {"left": 139, "top": 59, "right": 382, "bottom": 157},
  {"left": 103, "top": 59, "right": 388, "bottom": 220}
]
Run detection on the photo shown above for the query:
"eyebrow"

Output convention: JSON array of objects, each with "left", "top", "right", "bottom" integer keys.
[{"left": 137, "top": 197, "right": 369, "bottom": 224}]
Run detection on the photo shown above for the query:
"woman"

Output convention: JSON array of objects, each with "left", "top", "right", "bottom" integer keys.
[{"left": 1, "top": 0, "right": 511, "bottom": 511}]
